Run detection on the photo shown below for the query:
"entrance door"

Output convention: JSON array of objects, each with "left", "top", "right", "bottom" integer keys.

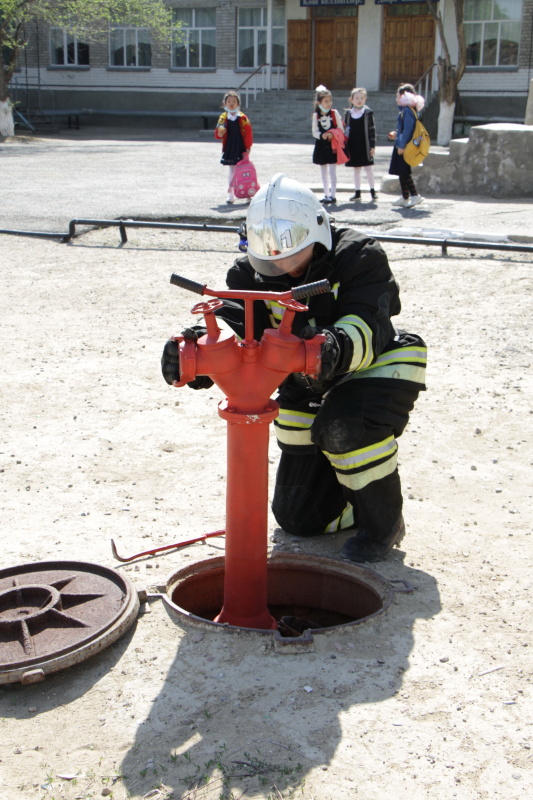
[
  {"left": 287, "top": 18, "right": 357, "bottom": 91},
  {"left": 315, "top": 19, "right": 357, "bottom": 91},
  {"left": 287, "top": 20, "right": 312, "bottom": 90},
  {"left": 381, "top": 7, "right": 435, "bottom": 89},
  {"left": 332, "top": 18, "right": 358, "bottom": 91},
  {"left": 315, "top": 20, "right": 335, "bottom": 90}
]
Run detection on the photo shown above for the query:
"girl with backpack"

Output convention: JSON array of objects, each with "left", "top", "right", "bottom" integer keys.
[
  {"left": 388, "top": 83, "right": 425, "bottom": 208},
  {"left": 312, "top": 85, "right": 345, "bottom": 205},
  {"left": 344, "top": 87, "right": 377, "bottom": 203},
  {"left": 215, "top": 91, "right": 253, "bottom": 204}
]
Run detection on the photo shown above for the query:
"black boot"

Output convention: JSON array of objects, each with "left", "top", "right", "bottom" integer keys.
[
  {"left": 370, "top": 188, "right": 378, "bottom": 201},
  {"left": 340, "top": 515, "right": 406, "bottom": 563}
]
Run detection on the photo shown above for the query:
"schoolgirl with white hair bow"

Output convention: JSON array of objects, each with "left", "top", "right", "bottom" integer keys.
[{"left": 311, "top": 85, "right": 345, "bottom": 205}]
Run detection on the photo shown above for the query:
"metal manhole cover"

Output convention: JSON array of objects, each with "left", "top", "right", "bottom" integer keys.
[{"left": 0, "top": 560, "right": 139, "bottom": 685}]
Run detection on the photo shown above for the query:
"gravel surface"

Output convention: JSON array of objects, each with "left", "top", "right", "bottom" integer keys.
[{"left": 1, "top": 130, "right": 532, "bottom": 800}]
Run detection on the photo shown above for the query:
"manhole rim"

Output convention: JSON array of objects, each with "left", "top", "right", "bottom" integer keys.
[{"left": 163, "top": 552, "right": 395, "bottom": 637}]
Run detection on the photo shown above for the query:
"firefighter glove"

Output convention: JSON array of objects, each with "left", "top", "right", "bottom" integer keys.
[
  {"left": 161, "top": 338, "right": 180, "bottom": 385},
  {"left": 300, "top": 325, "right": 348, "bottom": 382},
  {"left": 161, "top": 333, "right": 214, "bottom": 390}
]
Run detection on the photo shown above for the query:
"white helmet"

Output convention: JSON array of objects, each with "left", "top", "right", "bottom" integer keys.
[{"left": 246, "top": 174, "right": 332, "bottom": 277}]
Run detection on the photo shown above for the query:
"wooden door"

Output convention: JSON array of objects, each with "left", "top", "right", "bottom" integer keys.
[
  {"left": 381, "top": 12, "right": 435, "bottom": 89},
  {"left": 287, "top": 20, "right": 311, "bottom": 89},
  {"left": 315, "top": 19, "right": 357, "bottom": 92},
  {"left": 314, "top": 20, "right": 335, "bottom": 90},
  {"left": 333, "top": 19, "right": 357, "bottom": 91},
  {"left": 288, "top": 17, "right": 358, "bottom": 91}
]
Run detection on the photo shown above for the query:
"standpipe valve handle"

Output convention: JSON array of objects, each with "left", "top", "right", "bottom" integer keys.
[
  {"left": 169, "top": 273, "right": 330, "bottom": 304},
  {"left": 170, "top": 273, "right": 207, "bottom": 295},
  {"left": 291, "top": 279, "right": 330, "bottom": 300}
]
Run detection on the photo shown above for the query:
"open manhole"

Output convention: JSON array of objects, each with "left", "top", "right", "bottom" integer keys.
[
  {"left": 164, "top": 553, "right": 403, "bottom": 650},
  {"left": 0, "top": 561, "right": 139, "bottom": 684}
]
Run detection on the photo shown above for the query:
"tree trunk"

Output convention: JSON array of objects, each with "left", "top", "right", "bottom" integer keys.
[
  {"left": 436, "top": 58, "right": 459, "bottom": 146},
  {"left": 1, "top": 58, "right": 15, "bottom": 137},
  {"left": 0, "top": 99, "right": 15, "bottom": 138},
  {"left": 424, "top": 0, "right": 467, "bottom": 148},
  {"left": 437, "top": 100, "right": 456, "bottom": 146}
]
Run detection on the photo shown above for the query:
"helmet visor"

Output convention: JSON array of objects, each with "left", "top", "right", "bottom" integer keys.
[{"left": 247, "top": 217, "right": 310, "bottom": 276}]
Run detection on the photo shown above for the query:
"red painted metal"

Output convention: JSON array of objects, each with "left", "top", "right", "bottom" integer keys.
[
  {"left": 168, "top": 277, "right": 329, "bottom": 629},
  {"left": 110, "top": 530, "right": 225, "bottom": 563}
]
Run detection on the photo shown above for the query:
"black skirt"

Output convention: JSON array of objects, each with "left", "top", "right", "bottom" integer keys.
[
  {"left": 221, "top": 118, "right": 245, "bottom": 166},
  {"left": 389, "top": 147, "right": 411, "bottom": 177},
  {"left": 313, "top": 137, "right": 337, "bottom": 165},
  {"left": 345, "top": 116, "right": 373, "bottom": 168}
]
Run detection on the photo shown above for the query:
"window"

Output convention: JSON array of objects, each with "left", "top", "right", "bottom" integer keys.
[
  {"left": 385, "top": 3, "right": 429, "bottom": 17},
  {"left": 465, "top": 0, "right": 521, "bottom": 67},
  {"left": 311, "top": 7, "right": 359, "bottom": 17},
  {"left": 238, "top": 7, "right": 285, "bottom": 69},
  {"left": 50, "top": 28, "right": 90, "bottom": 66},
  {"left": 110, "top": 28, "right": 151, "bottom": 67},
  {"left": 172, "top": 8, "right": 216, "bottom": 68}
]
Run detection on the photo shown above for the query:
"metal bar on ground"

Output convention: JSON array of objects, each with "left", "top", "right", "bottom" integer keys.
[
  {"left": 64, "top": 219, "right": 242, "bottom": 243},
  {"left": 1, "top": 220, "right": 532, "bottom": 255},
  {"left": 0, "top": 228, "right": 67, "bottom": 240},
  {"left": 111, "top": 530, "right": 225, "bottom": 563},
  {"left": 367, "top": 234, "right": 533, "bottom": 255}
]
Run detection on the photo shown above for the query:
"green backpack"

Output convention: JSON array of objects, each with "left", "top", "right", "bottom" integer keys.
[{"left": 403, "top": 110, "right": 430, "bottom": 167}]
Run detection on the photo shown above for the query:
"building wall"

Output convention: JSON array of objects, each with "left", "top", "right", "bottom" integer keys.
[
  {"left": 285, "top": 0, "right": 307, "bottom": 22},
  {"left": 438, "top": 0, "right": 532, "bottom": 118},
  {"left": 10, "top": 1, "right": 532, "bottom": 121},
  {"left": 11, "top": 2, "right": 265, "bottom": 114},
  {"left": 356, "top": 3, "right": 383, "bottom": 92}
]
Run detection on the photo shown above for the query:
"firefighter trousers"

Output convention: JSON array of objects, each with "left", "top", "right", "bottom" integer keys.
[{"left": 272, "top": 378, "right": 422, "bottom": 540}]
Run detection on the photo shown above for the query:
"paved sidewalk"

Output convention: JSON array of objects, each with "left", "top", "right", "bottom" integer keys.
[{"left": 1, "top": 127, "right": 532, "bottom": 240}]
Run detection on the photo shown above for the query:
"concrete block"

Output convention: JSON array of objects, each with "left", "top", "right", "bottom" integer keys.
[
  {"left": 449, "top": 139, "right": 469, "bottom": 161},
  {"left": 380, "top": 175, "right": 400, "bottom": 195},
  {"left": 419, "top": 152, "right": 449, "bottom": 168},
  {"left": 410, "top": 123, "right": 533, "bottom": 198}
]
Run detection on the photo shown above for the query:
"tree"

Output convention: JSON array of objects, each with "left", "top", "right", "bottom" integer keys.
[
  {"left": 0, "top": 0, "right": 177, "bottom": 136},
  {"left": 426, "top": 0, "right": 467, "bottom": 146}
]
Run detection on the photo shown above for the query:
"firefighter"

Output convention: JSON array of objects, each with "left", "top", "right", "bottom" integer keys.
[{"left": 162, "top": 174, "right": 427, "bottom": 562}]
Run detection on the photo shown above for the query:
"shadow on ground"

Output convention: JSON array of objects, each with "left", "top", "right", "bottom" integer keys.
[{"left": 119, "top": 559, "right": 441, "bottom": 798}]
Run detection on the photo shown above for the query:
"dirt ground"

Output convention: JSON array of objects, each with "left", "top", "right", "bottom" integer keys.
[{"left": 1, "top": 210, "right": 532, "bottom": 799}]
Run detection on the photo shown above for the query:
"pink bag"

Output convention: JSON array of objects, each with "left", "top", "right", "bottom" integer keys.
[{"left": 230, "top": 154, "right": 260, "bottom": 199}]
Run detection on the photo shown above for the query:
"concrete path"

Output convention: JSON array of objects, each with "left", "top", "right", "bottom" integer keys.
[{"left": 1, "top": 128, "right": 532, "bottom": 241}]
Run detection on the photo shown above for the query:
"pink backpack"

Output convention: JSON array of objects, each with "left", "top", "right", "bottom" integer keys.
[{"left": 230, "top": 154, "right": 260, "bottom": 199}]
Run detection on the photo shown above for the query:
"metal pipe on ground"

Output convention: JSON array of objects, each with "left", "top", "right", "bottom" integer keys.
[
  {"left": 369, "top": 234, "right": 533, "bottom": 256},
  {"left": 65, "top": 219, "right": 244, "bottom": 244},
  {"left": 0, "top": 228, "right": 69, "bottom": 240},
  {"left": 1, "top": 220, "right": 532, "bottom": 256}
]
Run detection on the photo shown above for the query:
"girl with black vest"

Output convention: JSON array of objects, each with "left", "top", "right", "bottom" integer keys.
[{"left": 344, "top": 87, "right": 377, "bottom": 203}]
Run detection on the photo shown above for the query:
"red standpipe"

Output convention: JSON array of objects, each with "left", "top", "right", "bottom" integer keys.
[{"left": 168, "top": 276, "right": 328, "bottom": 629}]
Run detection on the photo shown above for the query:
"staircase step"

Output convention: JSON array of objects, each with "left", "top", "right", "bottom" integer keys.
[{"left": 244, "top": 90, "right": 399, "bottom": 139}]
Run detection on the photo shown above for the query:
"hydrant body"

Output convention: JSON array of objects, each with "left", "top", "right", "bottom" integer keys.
[{"left": 168, "top": 277, "right": 329, "bottom": 629}]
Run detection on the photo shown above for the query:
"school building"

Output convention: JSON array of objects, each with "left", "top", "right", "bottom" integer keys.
[{"left": 11, "top": 0, "right": 532, "bottom": 129}]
